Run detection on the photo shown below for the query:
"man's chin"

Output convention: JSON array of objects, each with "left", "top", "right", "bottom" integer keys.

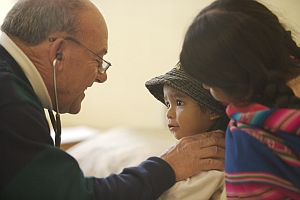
[
  {"left": 58, "top": 106, "right": 81, "bottom": 114},
  {"left": 59, "top": 93, "right": 85, "bottom": 114},
  {"left": 68, "top": 109, "right": 80, "bottom": 114},
  {"left": 68, "top": 103, "right": 82, "bottom": 114}
]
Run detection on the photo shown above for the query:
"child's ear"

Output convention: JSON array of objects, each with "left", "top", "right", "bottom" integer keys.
[{"left": 209, "top": 111, "right": 220, "bottom": 120}]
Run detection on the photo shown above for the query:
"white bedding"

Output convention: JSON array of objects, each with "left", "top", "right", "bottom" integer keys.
[{"left": 66, "top": 126, "right": 177, "bottom": 177}]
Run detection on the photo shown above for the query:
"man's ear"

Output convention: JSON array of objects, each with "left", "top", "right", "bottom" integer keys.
[
  {"left": 49, "top": 38, "right": 64, "bottom": 71},
  {"left": 209, "top": 111, "right": 220, "bottom": 120}
]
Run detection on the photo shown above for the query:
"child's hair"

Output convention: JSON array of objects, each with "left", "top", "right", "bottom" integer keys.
[
  {"left": 145, "top": 63, "right": 229, "bottom": 131},
  {"left": 180, "top": 0, "right": 300, "bottom": 109}
]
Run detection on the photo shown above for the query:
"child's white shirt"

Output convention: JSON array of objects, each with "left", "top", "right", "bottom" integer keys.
[{"left": 158, "top": 170, "right": 224, "bottom": 200}]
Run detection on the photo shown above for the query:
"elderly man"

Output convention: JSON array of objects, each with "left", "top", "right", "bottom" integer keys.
[{"left": 0, "top": 0, "right": 225, "bottom": 199}]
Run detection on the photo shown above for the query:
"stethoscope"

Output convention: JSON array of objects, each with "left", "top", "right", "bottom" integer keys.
[{"left": 48, "top": 53, "right": 62, "bottom": 147}]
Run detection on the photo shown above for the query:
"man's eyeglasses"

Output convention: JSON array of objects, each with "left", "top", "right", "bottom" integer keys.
[{"left": 49, "top": 36, "right": 112, "bottom": 73}]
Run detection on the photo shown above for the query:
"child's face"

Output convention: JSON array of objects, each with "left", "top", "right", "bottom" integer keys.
[{"left": 163, "top": 85, "right": 218, "bottom": 140}]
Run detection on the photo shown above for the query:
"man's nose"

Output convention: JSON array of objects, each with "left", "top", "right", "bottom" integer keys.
[{"left": 95, "top": 72, "right": 107, "bottom": 83}]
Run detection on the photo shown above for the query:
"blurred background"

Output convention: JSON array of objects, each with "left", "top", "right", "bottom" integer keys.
[{"left": 1, "top": 0, "right": 300, "bottom": 131}]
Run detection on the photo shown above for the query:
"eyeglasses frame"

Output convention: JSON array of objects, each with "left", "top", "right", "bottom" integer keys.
[{"left": 49, "top": 36, "right": 112, "bottom": 73}]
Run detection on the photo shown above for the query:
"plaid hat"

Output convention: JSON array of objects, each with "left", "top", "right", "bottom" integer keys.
[{"left": 145, "top": 63, "right": 228, "bottom": 120}]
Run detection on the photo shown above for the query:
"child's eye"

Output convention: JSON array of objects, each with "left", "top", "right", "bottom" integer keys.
[{"left": 177, "top": 100, "right": 184, "bottom": 106}]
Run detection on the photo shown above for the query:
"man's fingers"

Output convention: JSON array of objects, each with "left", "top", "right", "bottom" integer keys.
[
  {"left": 197, "top": 135, "right": 226, "bottom": 149},
  {"left": 181, "top": 134, "right": 225, "bottom": 150},
  {"left": 189, "top": 130, "right": 225, "bottom": 140},
  {"left": 196, "top": 145, "right": 225, "bottom": 160},
  {"left": 195, "top": 158, "right": 224, "bottom": 171},
  {"left": 160, "top": 130, "right": 226, "bottom": 181}
]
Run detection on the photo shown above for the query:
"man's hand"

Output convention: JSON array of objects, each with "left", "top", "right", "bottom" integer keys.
[{"left": 159, "top": 131, "right": 225, "bottom": 181}]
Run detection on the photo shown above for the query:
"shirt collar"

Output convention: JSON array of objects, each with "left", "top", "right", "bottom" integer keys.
[{"left": 0, "top": 32, "right": 53, "bottom": 110}]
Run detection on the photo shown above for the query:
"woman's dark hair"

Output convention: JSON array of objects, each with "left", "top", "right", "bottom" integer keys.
[{"left": 180, "top": 0, "right": 300, "bottom": 108}]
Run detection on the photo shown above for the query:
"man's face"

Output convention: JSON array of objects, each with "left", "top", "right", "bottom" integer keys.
[{"left": 56, "top": 4, "right": 108, "bottom": 114}]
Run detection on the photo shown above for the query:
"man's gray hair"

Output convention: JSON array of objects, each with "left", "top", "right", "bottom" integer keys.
[{"left": 1, "top": 0, "right": 89, "bottom": 46}]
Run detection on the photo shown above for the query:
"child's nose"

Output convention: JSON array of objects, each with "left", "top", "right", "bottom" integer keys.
[{"left": 166, "top": 107, "right": 175, "bottom": 119}]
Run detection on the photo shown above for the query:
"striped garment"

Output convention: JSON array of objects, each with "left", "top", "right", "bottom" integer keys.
[{"left": 225, "top": 104, "right": 300, "bottom": 199}]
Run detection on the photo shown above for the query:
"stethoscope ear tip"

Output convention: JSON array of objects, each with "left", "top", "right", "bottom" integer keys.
[{"left": 52, "top": 59, "right": 57, "bottom": 68}]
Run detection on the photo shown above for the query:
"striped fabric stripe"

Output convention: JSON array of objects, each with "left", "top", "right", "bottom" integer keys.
[
  {"left": 226, "top": 171, "right": 299, "bottom": 193},
  {"left": 226, "top": 183, "right": 292, "bottom": 199},
  {"left": 231, "top": 109, "right": 300, "bottom": 134}
]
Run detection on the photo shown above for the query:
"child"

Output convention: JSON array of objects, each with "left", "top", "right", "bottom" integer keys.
[
  {"left": 180, "top": 0, "right": 300, "bottom": 199},
  {"left": 145, "top": 63, "right": 229, "bottom": 200}
]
